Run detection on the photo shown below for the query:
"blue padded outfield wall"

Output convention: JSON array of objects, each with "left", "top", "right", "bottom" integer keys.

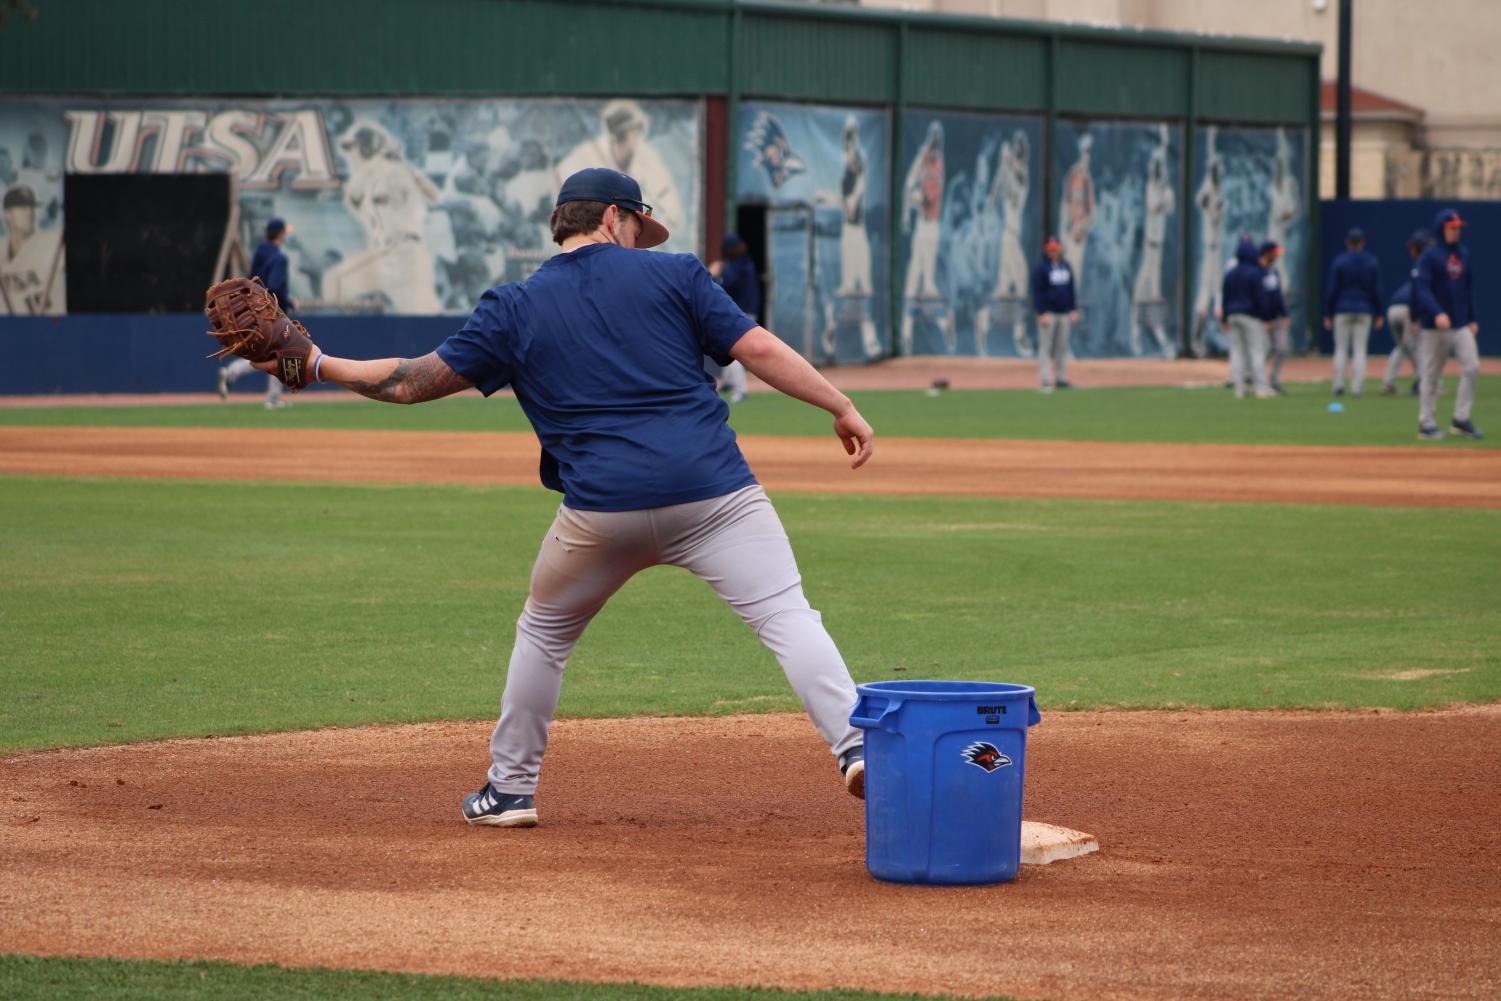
[
  {"left": 1318, "top": 199, "right": 1499, "bottom": 357},
  {"left": 2, "top": 315, "right": 462, "bottom": 395}
]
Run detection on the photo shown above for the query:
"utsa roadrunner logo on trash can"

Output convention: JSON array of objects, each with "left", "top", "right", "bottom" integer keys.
[{"left": 961, "top": 741, "right": 1013, "bottom": 773}]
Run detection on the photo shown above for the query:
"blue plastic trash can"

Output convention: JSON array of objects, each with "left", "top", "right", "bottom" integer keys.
[{"left": 850, "top": 680, "right": 1041, "bottom": 885}]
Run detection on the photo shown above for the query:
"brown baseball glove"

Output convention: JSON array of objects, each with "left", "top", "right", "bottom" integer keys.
[{"left": 204, "top": 277, "right": 316, "bottom": 389}]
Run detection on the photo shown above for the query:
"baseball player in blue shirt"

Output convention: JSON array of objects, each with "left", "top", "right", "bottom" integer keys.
[
  {"left": 219, "top": 217, "right": 297, "bottom": 409},
  {"left": 1029, "top": 236, "right": 1078, "bottom": 391},
  {"left": 1412, "top": 209, "right": 1483, "bottom": 440},
  {"left": 708, "top": 232, "right": 758, "bottom": 403},
  {"left": 254, "top": 168, "right": 876, "bottom": 826},
  {"left": 1219, "top": 237, "right": 1277, "bottom": 398},
  {"left": 1257, "top": 241, "right": 1290, "bottom": 394},
  {"left": 1323, "top": 227, "right": 1384, "bottom": 398}
]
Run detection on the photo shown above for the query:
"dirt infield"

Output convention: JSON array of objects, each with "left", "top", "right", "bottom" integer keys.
[
  {"left": 4, "top": 425, "right": 1499, "bottom": 508},
  {"left": 3, "top": 708, "right": 1498, "bottom": 1001},
  {"left": 5, "top": 356, "right": 1498, "bottom": 407}
]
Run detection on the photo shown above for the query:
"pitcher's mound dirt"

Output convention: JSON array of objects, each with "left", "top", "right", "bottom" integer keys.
[{"left": 3, "top": 708, "right": 1499, "bottom": 1001}]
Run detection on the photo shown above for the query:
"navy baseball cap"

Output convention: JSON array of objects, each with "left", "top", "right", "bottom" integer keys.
[
  {"left": 721, "top": 231, "right": 743, "bottom": 252},
  {"left": 1435, "top": 209, "right": 1466, "bottom": 228},
  {"left": 1259, "top": 240, "right": 1283, "bottom": 257},
  {"left": 1346, "top": 227, "right": 1365, "bottom": 242},
  {"left": 556, "top": 167, "right": 668, "bottom": 249},
  {"left": 266, "top": 217, "right": 292, "bottom": 239}
]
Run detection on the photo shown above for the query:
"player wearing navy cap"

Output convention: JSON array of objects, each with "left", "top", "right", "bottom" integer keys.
[
  {"left": 1257, "top": 241, "right": 1290, "bottom": 394},
  {"left": 1323, "top": 227, "right": 1384, "bottom": 398},
  {"left": 1413, "top": 209, "right": 1483, "bottom": 440},
  {"left": 254, "top": 167, "right": 875, "bottom": 826}
]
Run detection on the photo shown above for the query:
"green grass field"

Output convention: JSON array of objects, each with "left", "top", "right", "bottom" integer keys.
[
  {"left": 0, "top": 956, "right": 1022, "bottom": 1001},
  {"left": 2, "top": 377, "right": 1495, "bottom": 447},
  {"left": 4, "top": 475, "right": 1497, "bottom": 752},
  {"left": 4, "top": 385, "right": 1498, "bottom": 1001}
]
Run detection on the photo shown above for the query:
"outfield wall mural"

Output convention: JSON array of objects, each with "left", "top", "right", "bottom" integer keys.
[
  {"left": 1051, "top": 119, "right": 1183, "bottom": 359},
  {"left": 736, "top": 101, "right": 892, "bottom": 363},
  {"left": 896, "top": 109, "right": 1044, "bottom": 358},
  {"left": 0, "top": 97, "right": 703, "bottom": 316},
  {"left": 1187, "top": 125, "right": 1309, "bottom": 354}
]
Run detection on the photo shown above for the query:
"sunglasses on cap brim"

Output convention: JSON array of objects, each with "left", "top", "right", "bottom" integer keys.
[{"left": 614, "top": 200, "right": 654, "bottom": 219}]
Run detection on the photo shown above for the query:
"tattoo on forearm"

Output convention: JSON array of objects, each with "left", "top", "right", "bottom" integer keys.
[{"left": 342, "top": 352, "right": 472, "bottom": 404}]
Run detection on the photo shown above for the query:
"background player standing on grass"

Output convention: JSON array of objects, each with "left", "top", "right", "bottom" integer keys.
[
  {"left": 1219, "top": 236, "right": 1276, "bottom": 399},
  {"left": 1413, "top": 208, "right": 1483, "bottom": 440},
  {"left": 1030, "top": 235, "right": 1078, "bottom": 392},
  {"left": 1257, "top": 240, "right": 1290, "bottom": 394},
  {"left": 976, "top": 130, "right": 1033, "bottom": 358},
  {"left": 1323, "top": 227, "right": 1384, "bottom": 398},
  {"left": 218, "top": 218, "right": 295, "bottom": 410},
  {"left": 252, "top": 168, "right": 874, "bottom": 827},
  {"left": 708, "top": 232, "right": 755, "bottom": 404},
  {"left": 1381, "top": 229, "right": 1430, "bottom": 397}
]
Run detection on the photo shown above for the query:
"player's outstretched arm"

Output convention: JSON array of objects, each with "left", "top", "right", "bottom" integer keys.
[
  {"left": 258, "top": 350, "right": 472, "bottom": 404},
  {"left": 730, "top": 326, "right": 874, "bottom": 469}
]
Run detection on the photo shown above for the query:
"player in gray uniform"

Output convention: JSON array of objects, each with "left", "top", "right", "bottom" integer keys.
[
  {"left": 253, "top": 168, "right": 875, "bottom": 826},
  {"left": 1413, "top": 208, "right": 1483, "bottom": 440},
  {"left": 1380, "top": 229, "right": 1430, "bottom": 397}
]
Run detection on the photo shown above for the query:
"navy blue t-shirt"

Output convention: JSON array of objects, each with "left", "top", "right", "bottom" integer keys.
[{"left": 436, "top": 243, "right": 759, "bottom": 511}]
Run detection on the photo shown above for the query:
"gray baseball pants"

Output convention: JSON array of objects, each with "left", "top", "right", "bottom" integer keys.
[
  {"left": 1418, "top": 326, "right": 1481, "bottom": 428},
  {"left": 1038, "top": 314, "right": 1071, "bottom": 387},
  {"left": 1267, "top": 321, "right": 1291, "bottom": 387},
  {"left": 222, "top": 357, "right": 284, "bottom": 403},
  {"left": 487, "top": 484, "right": 862, "bottom": 795},
  {"left": 1226, "top": 314, "right": 1270, "bottom": 395},
  {"left": 1382, "top": 305, "right": 1419, "bottom": 388},
  {"left": 1332, "top": 313, "right": 1373, "bottom": 395}
]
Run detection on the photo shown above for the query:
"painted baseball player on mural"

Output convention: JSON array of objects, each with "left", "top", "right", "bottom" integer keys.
[
  {"left": 821, "top": 116, "right": 881, "bottom": 359},
  {"left": 0, "top": 183, "right": 64, "bottom": 315},
  {"left": 556, "top": 100, "right": 688, "bottom": 254},
  {"left": 976, "top": 130, "right": 1034, "bottom": 357},
  {"left": 901, "top": 120, "right": 952, "bottom": 354},
  {"left": 0, "top": 111, "right": 66, "bottom": 316},
  {"left": 1131, "top": 126, "right": 1177, "bottom": 358},
  {"left": 1191, "top": 131, "right": 1227, "bottom": 357},
  {"left": 323, "top": 121, "right": 444, "bottom": 314},
  {"left": 243, "top": 167, "right": 876, "bottom": 826},
  {"left": 1058, "top": 134, "right": 1096, "bottom": 297}
]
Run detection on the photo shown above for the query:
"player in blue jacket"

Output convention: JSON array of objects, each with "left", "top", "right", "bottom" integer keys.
[
  {"left": 1379, "top": 229, "right": 1430, "bottom": 397},
  {"left": 1323, "top": 227, "right": 1384, "bottom": 398},
  {"left": 1029, "top": 235, "right": 1078, "bottom": 391},
  {"left": 1219, "top": 237, "right": 1276, "bottom": 398},
  {"left": 708, "top": 232, "right": 758, "bottom": 403},
  {"left": 1412, "top": 209, "right": 1482, "bottom": 439},
  {"left": 218, "top": 217, "right": 297, "bottom": 409},
  {"left": 1258, "top": 240, "right": 1290, "bottom": 394}
]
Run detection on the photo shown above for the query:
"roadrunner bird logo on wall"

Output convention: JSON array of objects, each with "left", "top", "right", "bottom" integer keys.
[
  {"left": 744, "top": 111, "right": 806, "bottom": 189},
  {"left": 961, "top": 741, "right": 1012, "bottom": 773}
]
